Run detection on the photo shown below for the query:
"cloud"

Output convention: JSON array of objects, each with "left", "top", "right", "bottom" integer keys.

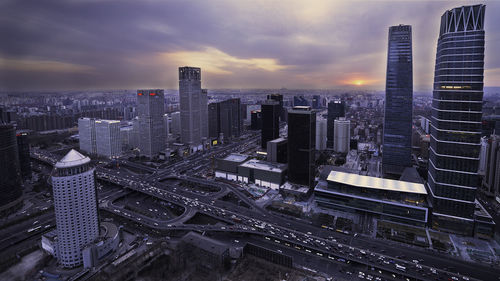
[{"left": 0, "top": 0, "right": 499, "bottom": 90}]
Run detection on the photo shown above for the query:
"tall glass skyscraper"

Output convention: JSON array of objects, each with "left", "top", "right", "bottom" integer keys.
[
  {"left": 137, "top": 89, "right": 166, "bottom": 158},
  {"left": 382, "top": 24, "right": 413, "bottom": 176},
  {"left": 288, "top": 106, "right": 316, "bottom": 187},
  {"left": 427, "top": 4, "right": 485, "bottom": 235}
]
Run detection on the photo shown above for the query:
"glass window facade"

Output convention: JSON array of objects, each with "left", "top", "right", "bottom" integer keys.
[
  {"left": 427, "top": 4, "right": 486, "bottom": 234},
  {"left": 383, "top": 25, "right": 413, "bottom": 176}
]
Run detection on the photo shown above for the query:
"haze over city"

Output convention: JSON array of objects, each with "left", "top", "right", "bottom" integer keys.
[{"left": 1, "top": 0, "right": 500, "bottom": 90}]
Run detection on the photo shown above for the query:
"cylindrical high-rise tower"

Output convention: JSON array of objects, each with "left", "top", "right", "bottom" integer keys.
[{"left": 52, "top": 149, "right": 99, "bottom": 268}]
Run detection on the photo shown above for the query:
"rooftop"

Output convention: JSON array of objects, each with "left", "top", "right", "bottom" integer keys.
[
  {"left": 223, "top": 153, "right": 249, "bottom": 163},
  {"left": 55, "top": 149, "right": 90, "bottom": 168},
  {"left": 327, "top": 171, "right": 427, "bottom": 195},
  {"left": 182, "top": 231, "right": 228, "bottom": 255},
  {"left": 269, "top": 137, "right": 287, "bottom": 144},
  {"left": 240, "top": 159, "right": 286, "bottom": 172}
]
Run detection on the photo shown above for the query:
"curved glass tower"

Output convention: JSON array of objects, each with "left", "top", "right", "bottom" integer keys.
[{"left": 427, "top": 4, "right": 485, "bottom": 235}]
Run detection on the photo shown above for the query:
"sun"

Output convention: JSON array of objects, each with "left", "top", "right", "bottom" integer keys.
[{"left": 354, "top": 80, "right": 363, "bottom": 86}]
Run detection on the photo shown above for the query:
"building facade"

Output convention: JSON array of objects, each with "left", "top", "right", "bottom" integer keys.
[
  {"left": 315, "top": 118, "right": 327, "bottom": 151},
  {"left": 288, "top": 106, "right": 316, "bottom": 187},
  {"left": 261, "top": 100, "right": 280, "bottom": 149},
  {"left": 208, "top": 98, "right": 242, "bottom": 141},
  {"left": 0, "top": 124, "right": 22, "bottom": 214},
  {"left": 427, "top": 4, "right": 486, "bottom": 235},
  {"left": 52, "top": 150, "right": 99, "bottom": 268},
  {"left": 95, "top": 120, "right": 121, "bottom": 158},
  {"left": 334, "top": 117, "right": 350, "bottom": 153},
  {"left": 137, "top": 89, "right": 166, "bottom": 158},
  {"left": 78, "top": 117, "right": 96, "bottom": 155},
  {"left": 327, "top": 100, "right": 345, "bottom": 149},
  {"left": 16, "top": 131, "right": 31, "bottom": 180},
  {"left": 382, "top": 24, "right": 413, "bottom": 176},
  {"left": 179, "top": 67, "right": 207, "bottom": 145}
]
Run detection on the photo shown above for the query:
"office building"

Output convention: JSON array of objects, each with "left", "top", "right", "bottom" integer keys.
[
  {"left": 334, "top": 117, "right": 350, "bottom": 153},
  {"left": 208, "top": 98, "right": 242, "bottom": 141},
  {"left": 0, "top": 124, "right": 22, "bottom": 215},
  {"left": 137, "top": 89, "right": 166, "bottom": 158},
  {"left": 312, "top": 95, "right": 321, "bottom": 109},
  {"left": 51, "top": 150, "right": 99, "bottom": 268},
  {"left": 164, "top": 114, "right": 170, "bottom": 139},
  {"left": 267, "top": 94, "right": 284, "bottom": 121},
  {"left": 382, "top": 24, "right": 413, "bottom": 176},
  {"left": 267, "top": 137, "right": 287, "bottom": 164},
  {"left": 16, "top": 131, "right": 31, "bottom": 180},
  {"left": 427, "top": 4, "right": 487, "bottom": 235},
  {"left": 179, "top": 66, "right": 206, "bottom": 145},
  {"left": 327, "top": 100, "right": 345, "bottom": 148},
  {"left": 288, "top": 106, "right": 316, "bottom": 187},
  {"left": 315, "top": 170, "right": 429, "bottom": 226},
  {"left": 293, "top": 96, "right": 309, "bottom": 107},
  {"left": 120, "top": 126, "right": 134, "bottom": 150},
  {"left": 95, "top": 120, "right": 121, "bottom": 159},
  {"left": 482, "top": 135, "right": 500, "bottom": 199},
  {"left": 261, "top": 100, "right": 280, "bottom": 149},
  {"left": 250, "top": 110, "right": 262, "bottom": 130},
  {"left": 315, "top": 118, "right": 327, "bottom": 151},
  {"left": 171, "top": 111, "right": 181, "bottom": 136},
  {"left": 78, "top": 117, "right": 96, "bottom": 155}
]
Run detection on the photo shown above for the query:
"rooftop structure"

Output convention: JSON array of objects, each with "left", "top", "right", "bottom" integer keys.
[{"left": 54, "top": 149, "right": 90, "bottom": 169}]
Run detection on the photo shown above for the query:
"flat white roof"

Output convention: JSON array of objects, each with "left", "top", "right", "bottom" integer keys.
[
  {"left": 223, "top": 153, "right": 248, "bottom": 163},
  {"left": 240, "top": 159, "right": 286, "bottom": 172},
  {"left": 326, "top": 171, "right": 427, "bottom": 195}
]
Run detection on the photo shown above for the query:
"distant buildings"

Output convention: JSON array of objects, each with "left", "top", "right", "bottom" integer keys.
[
  {"left": 288, "top": 106, "right": 316, "bottom": 187},
  {"left": 315, "top": 118, "right": 327, "bottom": 151},
  {"left": 208, "top": 98, "right": 242, "bottom": 141},
  {"left": 261, "top": 100, "right": 280, "bottom": 149},
  {"left": 334, "top": 117, "right": 350, "bottom": 153},
  {"left": 179, "top": 67, "right": 207, "bottom": 145},
  {"left": 51, "top": 150, "right": 99, "bottom": 268},
  {"left": 0, "top": 124, "right": 22, "bottom": 215},
  {"left": 137, "top": 89, "right": 166, "bottom": 158},
  {"left": 427, "top": 4, "right": 489, "bottom": 235},
  {"left": 250, "top": 110, "right": 262, "bottom": 130},
  {"left": 78, "top": 118, "right": 121, "bottom": 158},
  {"left": 327, "top": 100, "right": 345, "bottom": 149},
  {"left": 293, "top": 96, "right": 309, "bottom": 107},
  {"left": 382, "top": 24, "right": 413, "bottom": 176},
  {"left": 267, "top": 137, "right": 287, "bottom": 164},
  {"left": 312, "top": 95, "right": 321, "bottom": 109}
]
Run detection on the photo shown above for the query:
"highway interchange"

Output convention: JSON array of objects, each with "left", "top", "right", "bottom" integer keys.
[{"left": 27, "top": 140, "right": 500, "bottom": 281}]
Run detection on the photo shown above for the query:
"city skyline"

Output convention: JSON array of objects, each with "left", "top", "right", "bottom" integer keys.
[{"left": 1, "top": 0, "right": 500, "bottom": 91}]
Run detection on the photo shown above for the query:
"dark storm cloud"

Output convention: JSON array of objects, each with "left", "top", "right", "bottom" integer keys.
[{"left": 0, "top": 0, "right": 499, "bottom": 90}]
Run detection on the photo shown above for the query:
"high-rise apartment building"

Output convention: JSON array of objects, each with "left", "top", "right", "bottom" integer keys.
[
  {"left": 327, "top": 100, "right": 345, "bottom": 148},
  {"left": 427, "top": 5, "right": 486, "bottom": 235},
  {"left": 382, "top": 24, "right": 413, "bottom": 176},
  {"left": 95, "top": 120, "right": 121, "bottom": 159},
  {"left": 0, "top": 124, "right": 22, "bottom": 214},
  {"left": 334, "top": 117, "right": 350, "bottom": 153},
  {"left": 261, "top": 100, "right": 280, "bottom": 149},
  {"left": 52, "top": 150, "right": 99, "bottom": 268},
  {"left": 179, "top": 67, "right": 207, "bottom": 145},
  {"left": 288, "top": 106, "right": 316, "bottom": 187},
  {"left": 137, "top": 89, "right": 166, "bottom": 158}
]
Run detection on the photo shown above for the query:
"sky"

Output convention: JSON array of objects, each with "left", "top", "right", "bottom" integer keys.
[{"left": 0, "top": 0, "right": 499, "bottom": 91}]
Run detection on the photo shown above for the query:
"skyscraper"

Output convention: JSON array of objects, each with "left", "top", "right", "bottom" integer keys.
[
  {"left": 52, "top": 150, "right": 99, "bottom": 268},
  {"left": 288, "top": 106, "right": 316, "bottom": 187},
  {"left": 261, "top": 100, "right": 280, "bottom": 149},
  {"left": 137, "top": 89, "right": 166, "bottom": 158},
  {"left": 95, "top": 120, "right": 121, "bottom": 159},
  {"left": 315, "top": 117, "right": 327, "bottom": 151},
  {"left": 0, "top": 124, "right": 22, "bottom": 214},
  {"left": 382, "top": 24, "right": 413, "bottom": 176},
  {"left": 16, "top": 131, "right": 31, "bottom": 180},
  {"left": 179, "top": 66, "right": 206, "bottom": 145},
  {"left": 312, "top": 95, "right": 321, "bottom": 109},
  {"left": 327, "top": 100, "right": 345, "bottom": 148},
  {"left": 427, "top": 4, "right": 486, "bottom": 235},
  {"left": 208, "top": 98, "right": 242, "bottom": 141},
  {"left": 267, "top": 94, "right": 284, "bottom": 121},
  {"left": 334, "top": 117, "right": 350, "bottom": 153}
]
